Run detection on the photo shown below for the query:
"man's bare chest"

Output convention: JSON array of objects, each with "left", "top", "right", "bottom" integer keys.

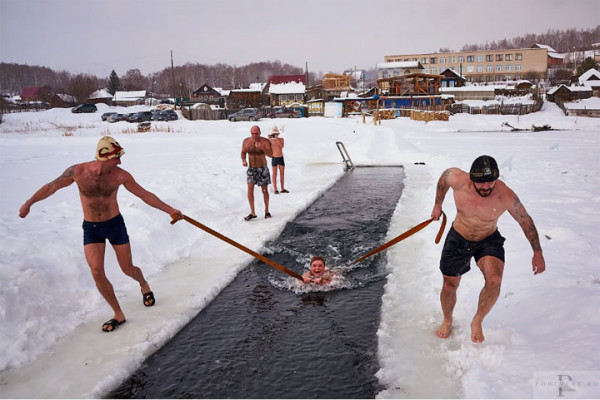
[{"left": 77, "top": 175, "right": 119, "bottom": 198}]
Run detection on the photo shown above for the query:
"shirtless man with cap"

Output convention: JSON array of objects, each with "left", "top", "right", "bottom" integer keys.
[
  {"left": 19, "top": 136, "right": 183, "bottom": 333},
  {"left": 241, "top": 125, "right": 273, "bottom": 220},
  {"left": 431, "top": 155, "right": 545, "bottom": 343}
]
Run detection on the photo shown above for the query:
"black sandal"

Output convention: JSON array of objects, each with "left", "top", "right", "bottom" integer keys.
[
  {"left": 102, "top": 318, "right": 126, "bottom": 332},
  {"left": 265, "top": 212, "right": 272, "bottom": 219},
  {"left": 244, "top": 214, "right": 257, "bottom": 221},
  {"left": 142, "top": 290, "right": 155, "bottom": 307}
]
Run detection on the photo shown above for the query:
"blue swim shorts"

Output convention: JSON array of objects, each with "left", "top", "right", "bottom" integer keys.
[
  {"left": 439, "top": 226, "right": 505, "bottom": 276},
  {"left": 82, "top": 213, "right": 130, "bottom": 245}
]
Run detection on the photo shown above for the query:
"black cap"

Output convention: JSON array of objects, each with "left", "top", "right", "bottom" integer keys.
[{"left": 470, "top": 155, "right": 499, "bottom": 182}]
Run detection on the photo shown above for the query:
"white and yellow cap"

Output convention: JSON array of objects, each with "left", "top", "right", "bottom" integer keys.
[{"left": 95, "top": 136, "right": 125, "bottom": 161}]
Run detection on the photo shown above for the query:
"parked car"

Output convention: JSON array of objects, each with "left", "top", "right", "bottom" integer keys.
[
  {"left": 107, "top": 113, "right": 126, "bottom": 123},
  {"left": 163, "top": 109, "right": 178, "bottom": 120},
  {"left": 101, "top": 112, "right": 118, "bottom": 121},
  {"left": 129, "top": 111, "right": 153, "bottom": 122},
  {"left": 228, "top": 108, "right": 261, "bottom": 122},
  {"left": 267, "top": 108, "right": 298, "bottom": 118},
  {"left": 121, "top": 113, "right": 135, "bottom": 122},
  {"left": 71, "top": 104, "right": 97, "bottom": 113},
  {"left": 151, "top": 111, "right": 168, "bottom": 121}
]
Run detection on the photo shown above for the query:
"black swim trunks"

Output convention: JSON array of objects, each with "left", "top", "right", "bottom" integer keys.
[
  {"left": 272, "top": 156, "right": 285, "bottom": 167},
  {"left": 439, "top": 226, "right": 505, "bottom": 276},
  {"left": 83, "top": 213, "right": 130, "bottom": 245},
  {"left": 246, "top": 165, "right": 271, "bottom": 186}
]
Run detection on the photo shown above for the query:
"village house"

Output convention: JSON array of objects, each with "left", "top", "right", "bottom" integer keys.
[
  {"left": 19, "top": 87, "right": 51, "bottom": 103},
  {"left": 546, "top": 84, "right": 592, "bottom": 103},
  {"left": 87, "top": 89, "right": 113, "bottom": 105},
  {"left": 578, "top": 68, "right": 600, "bottom": 96},
  {"left": 191, "top": 83, "right": 224, "bottom": 107},
  {"left": 264, "top": 75, "right": 306, "bottom": 107},
  {"left": 113, "top": 90, "right": 146, "bottom": 107},
  {"left": 226, "top": 88, "right": 264, "bottom": 110}
]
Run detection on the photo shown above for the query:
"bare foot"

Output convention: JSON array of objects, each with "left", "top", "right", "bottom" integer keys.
[
  {"left": 436, "top": 320, "right": 452, "bottom": 338},
  {"left": 470, "top": 319, "right": 485, "bottom": 343}
]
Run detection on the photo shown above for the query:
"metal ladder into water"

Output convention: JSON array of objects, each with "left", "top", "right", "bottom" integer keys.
[{"left": 336, "top": 141, "right": 354, "bottom": 170}]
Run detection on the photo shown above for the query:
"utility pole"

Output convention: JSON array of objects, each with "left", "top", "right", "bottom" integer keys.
[{"left": 171, "top": 50, "right": 175, "bottom": 102}]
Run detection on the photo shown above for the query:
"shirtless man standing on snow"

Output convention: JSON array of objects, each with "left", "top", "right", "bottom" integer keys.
[
  {"left": 241, "top": 125, "right": 273, "bottom": 220},
  {"left": 431, "top": 155, "right": 545, "bottom": 343},
  {"left": 19, "top": 136, "right": 183, "bottom": 333}
]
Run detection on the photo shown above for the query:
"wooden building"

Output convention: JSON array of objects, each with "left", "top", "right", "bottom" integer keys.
[
  {"left": 191, "top": 83, "right": 223, "bottom": 106},
  {"left": 20, "top": 87, "right": 51, "bottom": 102},
  {"left": 226, "top": 89, "right": 264, "bottom": 110},
  {"left": 377, "top": 73, "right": 442, "bottom": 96}
]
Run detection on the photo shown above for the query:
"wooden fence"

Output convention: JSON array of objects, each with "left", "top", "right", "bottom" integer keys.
[{"left": 449, "top": 99, "right": 543, "bottom": 115}]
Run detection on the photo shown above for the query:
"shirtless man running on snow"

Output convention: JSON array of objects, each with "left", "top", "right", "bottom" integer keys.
[{"left": 431, "top": 155, "right": 545, "bottom": 343}]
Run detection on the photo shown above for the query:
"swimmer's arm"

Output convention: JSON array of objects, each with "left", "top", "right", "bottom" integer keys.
[{"left": 19, "top": 165, "right": 76, "bottom": 218}]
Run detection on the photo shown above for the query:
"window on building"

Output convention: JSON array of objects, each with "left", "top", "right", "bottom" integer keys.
[
  {"left": 486, "top": 65, "right": 494, "bottom": 72},
  {"left": 421, "top": 57, "right": 428, "bottom": 64},
  {"left": 458, "top": 56, "right": 465, "bottom": 62},
  {"left": 496, "top": 65, "right": 503, "bottom": 71},
  {"left": 505, "top": 54, "right": 513, "bottom": 61},
  {"left": 516, "top": 53, "right": 522, "bottom": 60},
  {"left": 440, "top": 57, "right": 446, "bottom": 63},
  {"left": 506, "top": 65, "right": 512, "bottom": 71},
  {"left": 477, "top": 66, "right": 484, "bottom": 72},
  {"left": 431, "top": 68, "right": 438, "bottom": 74},
  {"left": 467, "top": 55, "right": 474, "bottom": 62},
  {"left": 430, "top": 57, "right": 437, "bottom": 64},
  {"left": 449, "top": 56, "right": 456, "bottom": 63},
  {"left": 486, "top": 54, "right": 493, "bottom": 62},
  {"left": 467, "top": 66, "right": 474, "bottom": 72},
  {"left": 516, "top": 64, "right": 522, "bottom": 71},
  {"left": 496, "top": 54, "right": 503, "bottom": 61},
  {"left": 477, "top": 55, "right": 484, "bottom": 62}
]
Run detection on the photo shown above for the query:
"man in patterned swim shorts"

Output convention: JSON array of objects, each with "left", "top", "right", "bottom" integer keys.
[
  {"left": 241, "top": 125, "right": 273, "bottom": 220},
  {"left": 431, "top": 155, "right": 545, "bottom": 343},
  {"left": 19, "top": 136, "right": 183, "bottom": 333}
]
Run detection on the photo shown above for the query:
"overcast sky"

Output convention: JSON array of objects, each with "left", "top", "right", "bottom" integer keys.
[{"left": 1, "top": 0, "right": 598, "bottom": 78}]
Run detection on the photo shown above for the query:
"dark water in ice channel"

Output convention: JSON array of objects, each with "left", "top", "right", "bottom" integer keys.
[{"left": 111, "top": 166, "right": 405, "bottom": 399}]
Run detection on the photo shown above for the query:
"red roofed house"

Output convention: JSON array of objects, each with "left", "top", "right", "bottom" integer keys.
[{"left": 20, "top": 87, "right": 51, "bottom": 103}]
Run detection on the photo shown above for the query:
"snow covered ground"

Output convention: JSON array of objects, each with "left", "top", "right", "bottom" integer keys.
[{"left": 0, "top": 101, "right": 599, "bottom": 398}]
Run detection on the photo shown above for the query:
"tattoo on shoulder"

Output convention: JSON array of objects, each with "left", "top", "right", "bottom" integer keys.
[{"left": 62, "top": 165, "right": 76, "bottom": 178}]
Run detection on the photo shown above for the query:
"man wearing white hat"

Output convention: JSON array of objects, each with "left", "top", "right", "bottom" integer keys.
[{"left": 19, "top": 136, "right": 183, "bottom": 333}]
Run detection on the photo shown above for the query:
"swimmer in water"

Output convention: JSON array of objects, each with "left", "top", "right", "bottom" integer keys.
[{"left": 302, "top": 256, "right": 333, "bottom": 284}]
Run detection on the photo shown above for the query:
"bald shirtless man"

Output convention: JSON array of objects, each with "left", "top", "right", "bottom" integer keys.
[
  {"left": 431, "top": 155, "right": 545, "bottom": 343},
  {"left": 241, "top": 125, "right": 273, "bottom": 220},
  {"left": 19, "top": 136, "right": 183, "bottom": 333}
]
